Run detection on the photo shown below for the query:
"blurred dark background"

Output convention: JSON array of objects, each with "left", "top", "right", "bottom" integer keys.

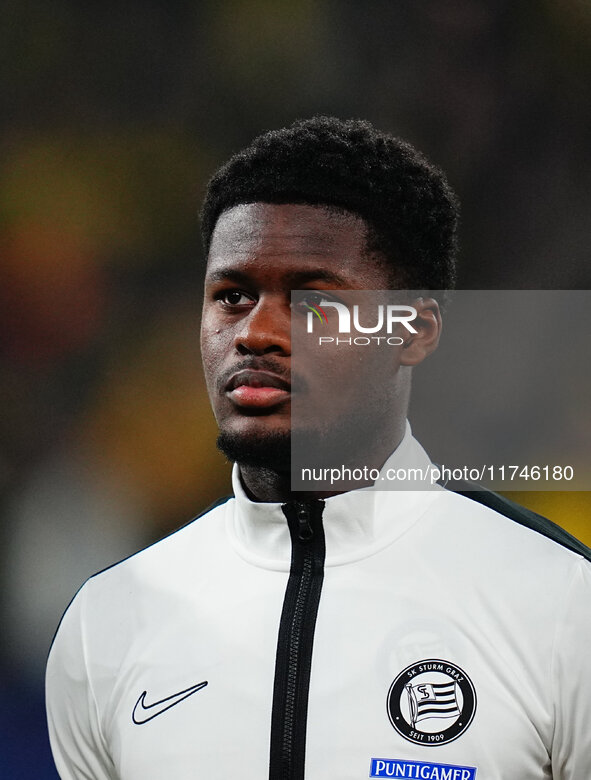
[{"left": 1, "top": 1, "right": 591, "bottom": 775}]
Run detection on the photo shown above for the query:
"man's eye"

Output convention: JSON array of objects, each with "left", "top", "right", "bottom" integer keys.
[
  {"left": 293, "top": 291, "right": 329, "bottom": 311},
  {"left": 218, "top": 290, "right": 255, "bottom": 306},
  {"left": 293, "top": 291, "right": 340, "bottom": 313}
]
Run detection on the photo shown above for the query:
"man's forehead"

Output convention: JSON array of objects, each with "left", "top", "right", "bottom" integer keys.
[{"left": 208, "top": 202, "right": 368, "bottom": 258}]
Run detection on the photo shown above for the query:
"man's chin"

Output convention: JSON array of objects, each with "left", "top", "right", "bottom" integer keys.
[
  {"left": 216, "top": 419, "right": 377, "bottom": 473},
  {"left": 216, "top": 430, "right": 291, "bottom": 471}
]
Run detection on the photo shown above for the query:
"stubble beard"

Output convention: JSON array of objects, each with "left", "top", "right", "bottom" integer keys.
[
  {"left": 216, "top": 428, "right": 291, "bottom": 472},
  {"left": 216, "top": 412, "right": 388, "bottom": 475}
]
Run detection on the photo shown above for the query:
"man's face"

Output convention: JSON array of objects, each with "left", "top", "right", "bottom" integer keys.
[{"left": 200, "top": 203, "right": 408, "bottom": 470}]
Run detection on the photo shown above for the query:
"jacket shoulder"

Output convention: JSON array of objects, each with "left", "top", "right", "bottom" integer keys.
[
  {"left": 88, "top": 494, "right": 234, "bottom": 581},
  {"left": 445, "top": 479, "right": 591, "bottom": 561}
]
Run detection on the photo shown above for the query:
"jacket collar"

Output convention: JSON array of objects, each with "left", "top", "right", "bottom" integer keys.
[{"left": 227, "top": 422, "right": 443, "bottom": 570}]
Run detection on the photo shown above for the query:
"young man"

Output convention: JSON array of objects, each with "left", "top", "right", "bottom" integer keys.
[{"left": 47, "top": 117, "right": 591, "bottom": 780}]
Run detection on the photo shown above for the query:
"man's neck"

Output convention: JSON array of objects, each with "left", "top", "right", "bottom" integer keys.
[
  {"left": 238, "top": 464, "right": 350, "bottom": 503},
  {"left": 237, "top": 423, "right": 407, "bottom": 503},
  {"left": 238, "top": 465, "right": 299, "bottom": 503}
]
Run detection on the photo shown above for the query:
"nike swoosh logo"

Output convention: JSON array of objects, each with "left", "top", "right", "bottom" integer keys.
[{"left": 132, "top": 681, "right": 208, "bottom": 724}]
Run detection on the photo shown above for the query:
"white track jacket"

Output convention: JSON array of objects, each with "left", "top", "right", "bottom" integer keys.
[{"left": 46, "top": 429, "right": 591, "bottom": 780}]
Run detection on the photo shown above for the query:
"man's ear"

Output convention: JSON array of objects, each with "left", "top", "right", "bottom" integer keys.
[{"left": 399, "top": 297, "right": 442, "bottom": 366}]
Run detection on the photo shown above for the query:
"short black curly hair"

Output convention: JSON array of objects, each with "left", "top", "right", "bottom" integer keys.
[{"left": 200, "top": 116, "right": 459, "bottom": 290}]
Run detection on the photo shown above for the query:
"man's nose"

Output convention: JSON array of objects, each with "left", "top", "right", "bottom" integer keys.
[{"left": 233, "top": 298, "right": 291, "bottom": 356}]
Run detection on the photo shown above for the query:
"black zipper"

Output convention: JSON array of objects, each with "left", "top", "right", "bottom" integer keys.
[{"left": 268, "top": 499, "right": 326, "bottom": 780}]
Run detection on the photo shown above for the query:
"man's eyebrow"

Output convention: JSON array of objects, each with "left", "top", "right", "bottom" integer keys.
[
  {"left": 287, "top": 269, "right": 349, "bottom": 286},
  {"left": 205, "top": 268, "right": 253, "bottom": 285}
]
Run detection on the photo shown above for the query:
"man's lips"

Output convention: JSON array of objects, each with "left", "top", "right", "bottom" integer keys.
[{"left": 225, "top": 369, "right": 291, "bottom": 409}]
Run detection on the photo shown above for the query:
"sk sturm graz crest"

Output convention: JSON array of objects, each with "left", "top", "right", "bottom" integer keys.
[{"left": 387, "top": 659, "right": 476, "bottom": 746}]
